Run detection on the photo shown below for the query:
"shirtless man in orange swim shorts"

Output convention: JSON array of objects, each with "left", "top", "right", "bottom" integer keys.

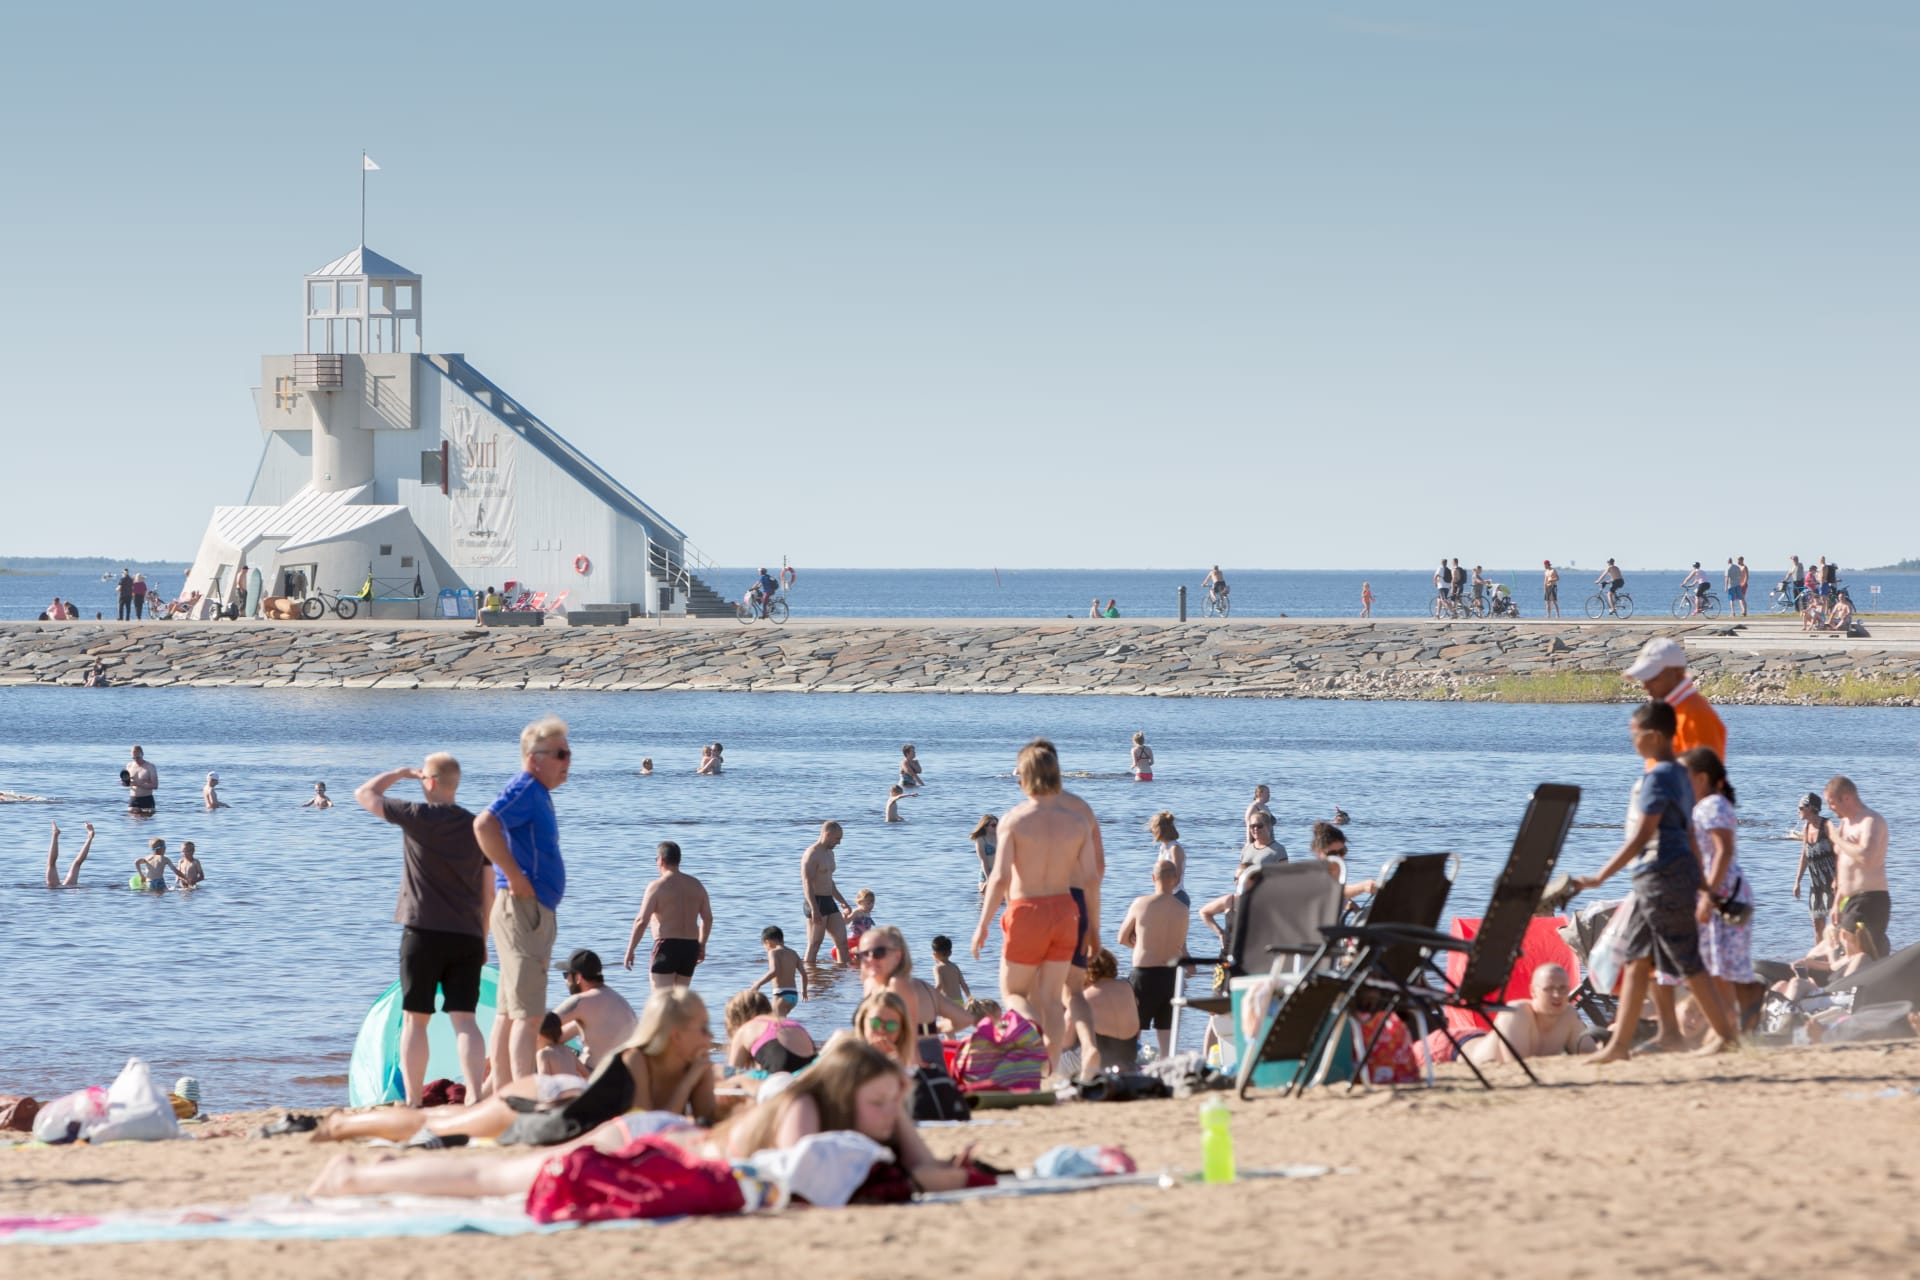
[{"left": 972, "top": 738, "right": 1103, "bottom": 1073}]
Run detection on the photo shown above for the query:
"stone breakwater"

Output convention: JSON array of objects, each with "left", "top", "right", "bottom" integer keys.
[{"left": 3, "top": 618, "right": 1917, "bottom": 703}]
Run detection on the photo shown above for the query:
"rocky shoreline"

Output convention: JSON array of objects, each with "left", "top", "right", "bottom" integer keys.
[{"left": 4, "top": 617, "right": 1918, "bottom": 704}]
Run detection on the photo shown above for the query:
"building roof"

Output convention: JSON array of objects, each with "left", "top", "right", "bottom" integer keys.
[
  {"left": 210, "top": 484, "right": 413, "bottom": 554},
  {"left": 307, "top": 246, "right": 419, "bottom": 279},
  {"left": 429, "top": 355, "right": 687, "bottom": 543}
]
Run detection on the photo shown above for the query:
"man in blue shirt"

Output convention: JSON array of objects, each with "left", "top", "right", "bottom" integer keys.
[
  {"left": 474, "top": 715, "right": 571, "bottom": 1084},
  {"left": 1574, "top": 701, "right": 1740, "bottom": 1061}
]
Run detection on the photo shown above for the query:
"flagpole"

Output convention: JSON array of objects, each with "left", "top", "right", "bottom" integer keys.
[{"left": 360, "top": 150, "right": 367, "bottom": 248}]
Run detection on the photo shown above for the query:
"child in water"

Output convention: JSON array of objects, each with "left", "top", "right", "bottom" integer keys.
[
  {"left": 884, "top": 785, "right": 914, "bottom": 822},
  {"left": 846, "top": 889, "right": 876, "bottom": 948},
  {"left": 172, "top": 840, "right": 206, "bottom": 888},
  {"left": 930, "top": 935, "right": 972, "bottom": 1004},
  {"left": 134, "top": 839, "right": 170, "bottom": 890},
  {"left": 300, "top": 782, "right": 332, "bottom": 809},
  {"left": 749, "top": 925, "right": 809, "bottom": 1013}
]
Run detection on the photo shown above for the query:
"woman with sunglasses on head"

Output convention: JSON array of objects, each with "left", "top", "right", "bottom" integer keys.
[{"left": 857, "top": 925, "right": 971, "bottom": 1044}]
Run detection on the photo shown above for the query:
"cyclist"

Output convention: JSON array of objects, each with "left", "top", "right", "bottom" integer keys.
[
  {"left": 745, "top": 567, "right": 780, "bottom": 616},
  {"left": 1201, "top": 565, "right": 1229, "bottom": 612},
  {"left": 1471, "top": 565, "right": 1488, "bottom": 611},
  {"left": 1595, "top": 559, "right": 1625, "bottom": 614},
  {"left": 1680, "top": 562, "right": 1709, "bottom": 614}
]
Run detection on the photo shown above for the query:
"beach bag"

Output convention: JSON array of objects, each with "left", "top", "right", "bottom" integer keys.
[
  {"left": 953, "top": 1011, "right": 1049, "bottom": 1093},
  {"left": 1586, "top": 898, "right": 1638, "bottom": 996},
  {"left": 525, "top": 1132, "right": 744, "bottom": 1224},
  {"left": 87, "top": 1057, "right": 181, "bottom": 1143},
  {"left": 1349, "top": 1012, "right": 1421, "bottom": 1085},
  {"left": 32, "top": 1087, "right": 108, "bottom": 1144},
  {"left": 0, "top": 1096, "right": 41, "bottom": 1132}
]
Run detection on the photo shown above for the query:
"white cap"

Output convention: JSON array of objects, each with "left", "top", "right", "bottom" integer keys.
[
  {"left": 1624, "top": 637, "right": 1687, "bottom": 682},
  {"left": 207, "top": 772, "right": 219, "bottom": 783}
]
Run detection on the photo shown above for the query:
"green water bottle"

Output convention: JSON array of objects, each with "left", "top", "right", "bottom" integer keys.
[{"left": 1199, "top": 1097, "right": 1236, "bottom": 1184}]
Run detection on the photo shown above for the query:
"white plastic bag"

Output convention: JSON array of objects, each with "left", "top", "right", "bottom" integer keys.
[
  {"left": 86, "top": 1057, "right": 181, "bottom": 1142},
  {"left": 31, "top": 1086, "right": 108, "bottom": 1144}
]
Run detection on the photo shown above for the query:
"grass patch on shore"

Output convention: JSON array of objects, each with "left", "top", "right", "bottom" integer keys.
[
  {"left": 1781, "top": 673, "right": 1920, "bottom": 704},
  {"left": 1479, "top": 670, "right": 1633, "bottom": 703}
]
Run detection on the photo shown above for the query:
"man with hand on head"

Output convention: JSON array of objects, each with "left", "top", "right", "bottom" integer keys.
[
  {"left": 356, "top": 753, "right": 490, "bottom": 1107},
  {"left": 473, "top": 717, "right": 571, "bottom": 1086}
]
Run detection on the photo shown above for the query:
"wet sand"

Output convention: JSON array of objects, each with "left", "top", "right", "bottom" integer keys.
[{"left": 8, "top": 1042, "right": 1920, "bottom": 1278}]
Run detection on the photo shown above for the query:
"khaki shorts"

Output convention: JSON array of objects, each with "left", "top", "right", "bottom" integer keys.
[{"left": 491, "top": 893, "right": 557, "bottom": 1019}]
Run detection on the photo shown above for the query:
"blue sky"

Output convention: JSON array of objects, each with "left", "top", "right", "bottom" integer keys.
[{"left": 0, "top": 3, "right": 1914, "bottom": 569}]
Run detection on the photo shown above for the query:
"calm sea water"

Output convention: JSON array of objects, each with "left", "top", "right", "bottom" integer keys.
[
  {"left": 6, "top": 563, "right": 1909, "bottom": 622},
  {"left": 4, "top": 685, "right": 1915, "bottom": 1109}
]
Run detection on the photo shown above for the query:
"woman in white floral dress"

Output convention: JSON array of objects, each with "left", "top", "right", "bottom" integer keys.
[{"left": 1680, "top": 747, "right": 1762, "bottom": 1026}]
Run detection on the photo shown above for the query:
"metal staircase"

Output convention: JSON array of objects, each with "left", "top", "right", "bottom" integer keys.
[{"left": 649, "top": 543, "right": 735, "bottom": 619}]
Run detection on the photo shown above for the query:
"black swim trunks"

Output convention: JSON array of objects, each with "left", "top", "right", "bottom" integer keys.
[
  {"left": 650, "top": 937, "right": 701, "bottom": 978},
  {"left": 1068, "top": 886, "right": 1090, "bottom": 969},
  {"left": 807, "top": 894, "right": 841, "bottom": 920},
  {"left": 399, "top": 926, "right": 486, "bottom": 1014},
  {"left": 1839, "top": 890, "right": 1892, "bottom": 957},
  {"left": 128, "top": 795, "right": 155, "bottom": 813},
  {"left": 1129, "top": 965, "right": 1179, "bottom": 1030}
]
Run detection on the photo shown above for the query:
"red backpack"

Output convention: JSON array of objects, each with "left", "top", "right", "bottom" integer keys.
[{"left": 525, "top": 1133, "right": 745, "bottom": 1224}]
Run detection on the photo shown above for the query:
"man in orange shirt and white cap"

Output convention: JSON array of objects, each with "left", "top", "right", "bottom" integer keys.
[{"left": 1625, "top": 637, "right": 1725, "bottom": 760}]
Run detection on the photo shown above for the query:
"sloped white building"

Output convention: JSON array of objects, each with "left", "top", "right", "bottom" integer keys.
[{"left": 184, "top": 246, "right": 724, "bottom": 617}]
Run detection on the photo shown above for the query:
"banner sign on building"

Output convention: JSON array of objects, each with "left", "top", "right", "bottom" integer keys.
[{"left": 447, "top": 390, "right": 516, "bottom": 567}]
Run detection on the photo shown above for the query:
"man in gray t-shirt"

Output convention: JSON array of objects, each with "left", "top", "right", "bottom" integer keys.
[{"left": 355, "top": 753, "right": 490, "bottom": 1105}]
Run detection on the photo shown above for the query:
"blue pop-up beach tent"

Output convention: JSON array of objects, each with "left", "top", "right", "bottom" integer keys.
[{"left": 346, "top": 966, "right": 499, "bottom": 1106}]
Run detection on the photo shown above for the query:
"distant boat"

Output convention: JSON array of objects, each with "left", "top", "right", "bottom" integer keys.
[{"left": 100, "top": 571, "right": 114, "bottom": 581}]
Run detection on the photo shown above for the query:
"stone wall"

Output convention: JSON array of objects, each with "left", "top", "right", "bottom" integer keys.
[{"left": 4, "top": 618, "right": 1916, "bottom": 703}]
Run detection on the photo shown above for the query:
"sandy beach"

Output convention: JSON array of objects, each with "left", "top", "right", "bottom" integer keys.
[{"left": 9, "top": 1043, "right": 1920, "bottom": 1279}]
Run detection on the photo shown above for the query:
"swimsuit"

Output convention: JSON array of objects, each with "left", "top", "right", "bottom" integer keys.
[
  {"left": 1094, "top": 1032, "right": 1140, "bottom": 1072},
  {"left": 749, "top": 1019, "right": 816, "bottom": 1074},
  {"left": 1068, "top": 886, "right": 1090, "bottom": 968},
  {"left": 1839, "top": 890, "right": 1892, "bottom": 956},
  {"left": 1129, "top": 965, "right": 1179, "bottom": 1030},
  {"left": 650, "top": 937, "right": 700, "bottom": 978},
  {"left": 1001, "top": 892, "right": 1080, "bottom": 966},
  {"left": 808, "top": 894, "right": 841, "bottom": 920},
  {"left": 774, "top": 988, "right": 799, "bottom": 1008}
]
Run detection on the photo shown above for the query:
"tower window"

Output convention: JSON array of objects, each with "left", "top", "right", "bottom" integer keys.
[
  {"left": 400, "top": 555, "right": 415, "bottom": 569},
  {"left": 338, "top": 283, "right": 360, "bottom": 310},
  {"left": 396, "top": 284, "right": 414, "bottom": 310},
  {"left": 379, "top": 544, "right": 393, "bottom": 557},
  {"left": 309, "top": 282, "right": 333, "bottom": 313},
  {"left": 419, "top": 450, "right": 443, "bottom": 486}
]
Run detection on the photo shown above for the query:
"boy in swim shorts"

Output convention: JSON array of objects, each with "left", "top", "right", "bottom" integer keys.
[{"left": 750, "top": 925, "right": 809, "bottom": 1012}]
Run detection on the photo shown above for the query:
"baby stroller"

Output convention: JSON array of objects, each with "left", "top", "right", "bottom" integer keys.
[
  {"left": 1488, "top": 583, "right": 1520, "bottom": 618},
  {"left": 1553, "top": 896, "right": 1624, "bottom": 1032}
]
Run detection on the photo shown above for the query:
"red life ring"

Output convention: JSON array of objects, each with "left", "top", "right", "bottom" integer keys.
[
  {"left": 780, "top": 566, "right": 797, "bottom": 588},
  {"left": 574, "top": 555, "right": 591, "bottom": 575}
]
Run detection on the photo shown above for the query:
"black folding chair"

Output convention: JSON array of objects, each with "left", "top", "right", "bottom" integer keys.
[
  {"left": 1338, "top": 784, "right": 1581, "bottom": 1087},
  {"left": 1237, "top": 852, "right": 1458, "bottom": 1098},
  {"left": 1169, "top": 860, "right": 1344, "bottom": 1048}
]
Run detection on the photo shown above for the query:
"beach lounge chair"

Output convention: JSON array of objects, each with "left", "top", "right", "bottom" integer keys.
[
  {"left": 1341, "top": 784, "right": 1582, "bottom": 1086},
  {"left": 1235, "top": 852, "right": 1458, "bottom": 1098},
  {"left": 1168, "top": 860, "right": 1345, "bottom": 1051}
]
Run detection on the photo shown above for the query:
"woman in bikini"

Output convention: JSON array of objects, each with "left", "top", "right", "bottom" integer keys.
[
  {"left": 1129, "top": 732, "right": 1154, "bottom": 782},
  {"left": 313, "top": 988, "right": 716, "bottom": 1146},
  {"left": 1794, "top": 792, "right": 1838, "bottom": 941},
  {"left": 899, "top": 744, "right": 924, "bottom": 788},
  {"left": 724, "top": 990, "right": 817, "bottom": 1074},
  {"left": 308, "top": 1039, "right": 975, "bottom": 1203},
  {"left": 856, "top": 925, "right": 970, "bottom": 1046}
]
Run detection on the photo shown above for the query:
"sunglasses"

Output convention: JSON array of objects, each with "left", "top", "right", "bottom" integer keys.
[
  {"left": 534, "top": 747, "right": 572, "bottom": 760},
  {"left": 867, "top": 1016, "right": 903, "bottom": 1034},
  {"left": 857, "top": 946, "right": 895, "bottom": 962}
]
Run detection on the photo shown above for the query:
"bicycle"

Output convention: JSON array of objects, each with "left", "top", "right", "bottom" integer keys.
[
  {"left": 1584, "top": 590, "right": 1635, "bottom": 619},
  {"left": 736, "top": 590, "right": 789, "bottom": 625},
  {"left": 300, "top": 589, "right": 360, "bottom": 620},
  {"left": 1201, "top": 586, "right": 1231, "bottom": 618},
  {"left": 1768, "top": 585, "right": 1804, "bottom": 615},
  {"left": 1671, "top": 588, "right": 1720, "bottom": 618}
]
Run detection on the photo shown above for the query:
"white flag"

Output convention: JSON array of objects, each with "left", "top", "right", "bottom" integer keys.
[{"left": 363, "top": 154, "right": 381, "bottom": 171}]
